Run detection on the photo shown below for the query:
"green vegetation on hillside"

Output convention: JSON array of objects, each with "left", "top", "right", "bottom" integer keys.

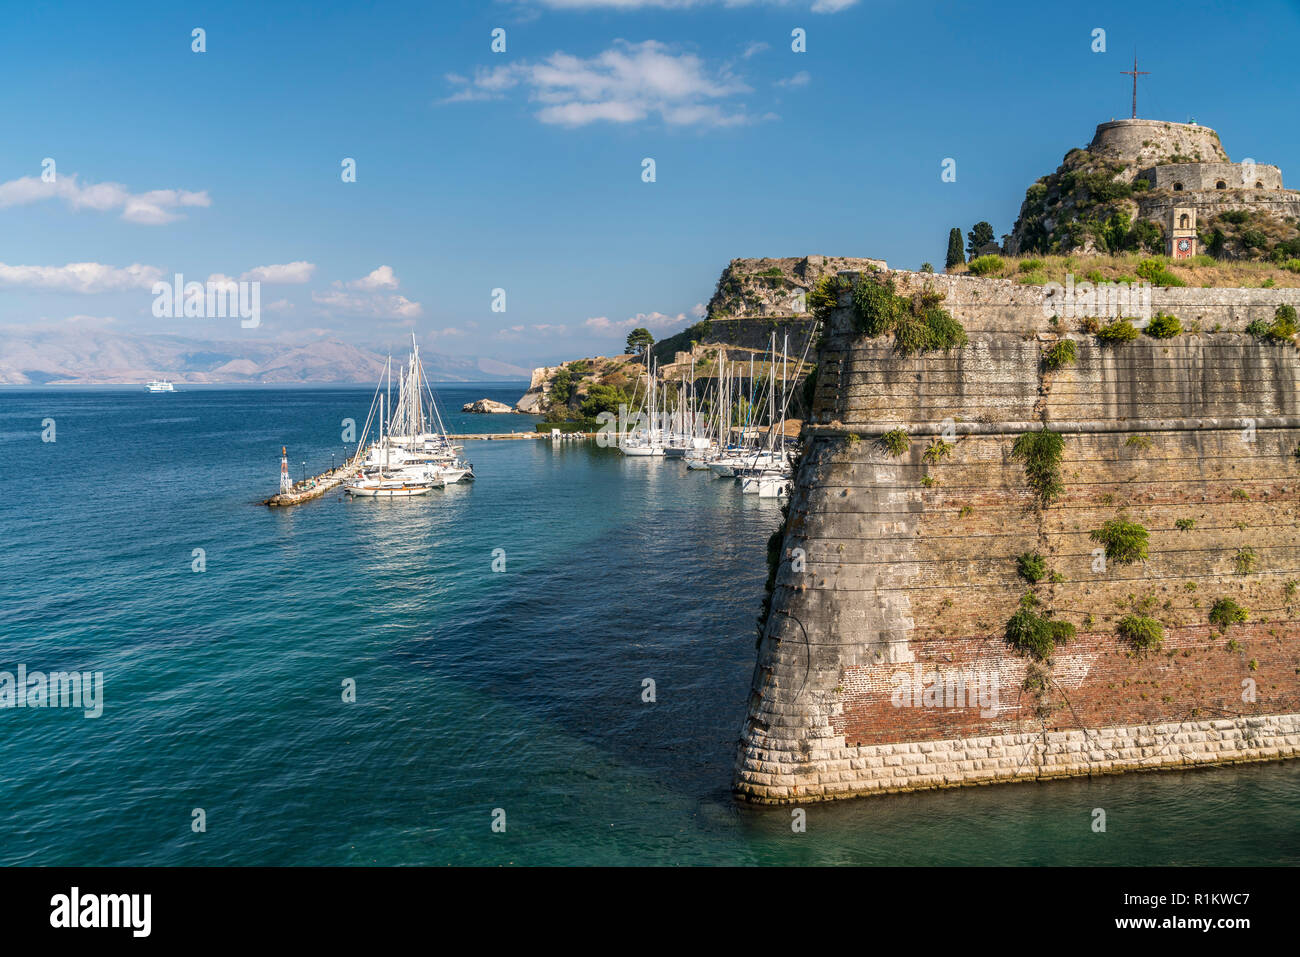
[
  {"left": 1011, "top": 151, "right": 1165, "bottom": 256},
  {"left": 947, "top": 252, "right": 1300, "bottom": 287}
]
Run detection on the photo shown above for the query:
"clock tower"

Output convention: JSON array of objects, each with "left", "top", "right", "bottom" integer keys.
[{"left": 1168, "top": 207, "right": 1197, "bottom": 259}]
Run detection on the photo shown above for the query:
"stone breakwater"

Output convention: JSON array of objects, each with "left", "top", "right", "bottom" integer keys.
[{"left": 734, "top": 270, "right": 1300, "bottom": 804}]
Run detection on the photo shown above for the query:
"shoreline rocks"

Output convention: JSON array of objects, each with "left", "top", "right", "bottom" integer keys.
[{"left": 462, "top": 398, "right": 515, "bottom": 414}]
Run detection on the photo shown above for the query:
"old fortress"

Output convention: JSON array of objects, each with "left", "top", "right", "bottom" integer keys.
[{"left": 1007, "top": 117, "right": 1300, "bottom": 259}]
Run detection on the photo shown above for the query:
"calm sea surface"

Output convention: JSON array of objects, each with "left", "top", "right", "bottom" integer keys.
[{"left": 1, "top": 384, "right": 1297, "bottom": 865}]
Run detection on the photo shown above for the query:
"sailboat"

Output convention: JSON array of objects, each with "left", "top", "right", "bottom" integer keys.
[
  {"left": 347, "top": 336, "right": 470, "bottom": 496},
  {"left": 346, "top": 383, "right": 441, "bottom": 497},
  {"left": 620, "top": 357, "right": 665, "bottom": 456},
  {"left": 735, "top": 333, "right": 796, "bottom": 497}
]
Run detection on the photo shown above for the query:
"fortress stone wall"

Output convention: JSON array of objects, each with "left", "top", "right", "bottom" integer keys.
[
  {"left": 734, "top": 270, "right": 1300, "bottom": 803},
  {"left": 1145, "top": 162, "right": 1284, "bottom": 191},
  {"left": 1089, "top": 119, "right": 1228, "bottom": 171}
]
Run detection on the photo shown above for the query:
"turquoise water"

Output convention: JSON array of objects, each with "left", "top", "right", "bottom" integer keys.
[{"left": 1, "top": 384, "right": 1298, "bottom": 865}]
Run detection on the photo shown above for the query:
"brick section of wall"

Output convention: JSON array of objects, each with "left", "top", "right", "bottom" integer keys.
[{"left": 734, "top": 273, "right": 1300, "bottom": 804}]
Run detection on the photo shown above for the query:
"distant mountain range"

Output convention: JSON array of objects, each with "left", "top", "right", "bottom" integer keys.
[{"left": 0, "top": 328, "right": 531, "bottom": 385}]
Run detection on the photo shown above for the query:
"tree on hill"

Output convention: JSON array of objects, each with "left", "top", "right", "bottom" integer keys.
[
  {"left": 966, "top": 222, "right": 995, "bottom": 259},
  {"left": 580, "top": 384, "right": 633, "bottom": 419},
  {"left": 945, "top": 228, "right": 964, "bottom": 270},
  {"left": 626, "top": 328, "right": 654, "bottom": 357}
]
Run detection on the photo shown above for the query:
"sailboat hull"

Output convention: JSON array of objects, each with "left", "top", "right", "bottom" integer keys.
[{"left": 345, "top": 483, "right": 436, "bottom": 497}]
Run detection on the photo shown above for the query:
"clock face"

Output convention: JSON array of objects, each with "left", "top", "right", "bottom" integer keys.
[{"left": 1177, "top": 239, "right": 1191, "bottom": 252}]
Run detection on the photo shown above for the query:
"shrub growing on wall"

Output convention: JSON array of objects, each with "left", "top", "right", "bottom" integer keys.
[
  {"left": 922, "top": 438, "right": 953, "bottom": 464},
  {"left": 1145, "top": 313, "right": 1182, "bottom": 338},
  {"left": 880, "top": 429, "right": 909, "bottom": 456},
  {"left": 1011, "top": 430, "right": 1065, "bottom": 507},
  {"left": 1117, "top": 615, "right": 1164, "bottom": 651},
  {"left": 1208, "top": 598, "right": 1249, "bottom": 630},
  {"left": 1246, "top": 307, "right": 1297, "bottom": 343},
  {"left": 849, "top": 273, "right": 968, "bottom": 354},
  {"left": 1005, "top": 593, "right": 1075, "bottom": 660},
  {"left": 1042, "top": 339, "right": 1077, "bottom": 371},
  {"left": 1095, "top": 318, "right": 1140, "bottom": 343},
  {"left": 1090, "top": 519, "right": 1150, "bottom": 564},
  {"left": 1016, "top": 552, "right": 1047, "bottom": 583},
  {"left": 807, "top": 275, "right": 849, "bottom": 323}
]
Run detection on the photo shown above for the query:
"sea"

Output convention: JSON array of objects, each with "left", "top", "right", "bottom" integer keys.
[{"left": 1, "top": 383, "right": 1297, "bottom": 865}]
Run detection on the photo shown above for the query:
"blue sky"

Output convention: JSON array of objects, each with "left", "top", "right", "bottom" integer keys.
[{"left": 2, "top": 0, "right": 1298, "bottom": 368}]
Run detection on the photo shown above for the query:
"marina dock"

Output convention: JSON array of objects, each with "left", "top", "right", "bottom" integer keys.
[
  {"left": 261, "top": 454, "right": 364, "bottom": 507},
  {"left": 446, "top": 431, "right": 598, "bottom": 441}
]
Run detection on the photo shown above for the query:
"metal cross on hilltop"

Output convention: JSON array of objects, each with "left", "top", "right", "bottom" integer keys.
[{"left": 1121, "top": 53, "right": 1149, "bottom": 119}]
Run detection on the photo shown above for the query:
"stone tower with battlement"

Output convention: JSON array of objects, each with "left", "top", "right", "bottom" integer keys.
[{"left": 1006, "top": 119, "right": 1300, "bottom": 258}]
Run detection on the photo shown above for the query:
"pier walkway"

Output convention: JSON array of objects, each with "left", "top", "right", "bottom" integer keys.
[{"left": 261, "top": 460, "right": 364, "bottom": 507}]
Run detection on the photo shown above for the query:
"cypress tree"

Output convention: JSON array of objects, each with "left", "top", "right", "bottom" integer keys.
[{"left": 945, "top": 227, "right": 964, "bottom": 270}]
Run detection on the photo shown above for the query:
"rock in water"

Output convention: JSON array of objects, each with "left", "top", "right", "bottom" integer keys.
[{"left": 462, "top": 398, "right": 514, "bottom": 414}]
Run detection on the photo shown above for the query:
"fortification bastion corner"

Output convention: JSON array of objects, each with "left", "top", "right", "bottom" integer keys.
[{"left": 733, "top": 268, "right": 1300, "bottom": 804}]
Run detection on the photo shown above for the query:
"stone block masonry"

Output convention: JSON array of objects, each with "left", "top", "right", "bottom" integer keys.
[{"left": 734, "top": 269, "right": 1300, "bottom": 803}]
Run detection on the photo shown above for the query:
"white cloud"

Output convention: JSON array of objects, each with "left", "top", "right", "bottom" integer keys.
[
  {"left": 776, "top": 71, "right": 811, "bottom": 88},
  {"left": 440, "top": 66, "right": 520, "bottom": 104},
  {"left": 531, "top": 323, "right": 569, "bottom": 335},
  {"left": 0, "top": 261, "right": 163, "bottom": 293},
  {"left": 312, "top": 266, "right": 417, "bottom": 318},
  {"left": 442, "top": 40, "right": 756, "bottom": 128},
  {"left": 584, "top": 309, "right": 694, "bottom": 334},
  {"left": 312, "top": 288, "right": 422, "bottom": 319},
  {"left": 427, "top": 326, "right": 467, "bottom": 339},
  {"left": 266, "top": 299, "right": 295, "bottom": 313},
  {"left": 345, "top": 265, "right": 399, "bottom": 291},
  {"left": 0, "top": 173, "right": 210, "bottom": 225},
  {"left": 742, "top": 41, "right": 769, "bottom": 58},
  {"left": 241, "top": 262, "right": 315, "bottom": 284}
]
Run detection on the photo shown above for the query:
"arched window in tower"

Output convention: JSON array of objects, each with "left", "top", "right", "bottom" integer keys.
[
  {"left": 1179, "top": 214, "right": 1189, "bottom": 229},
  {"left": 1173, "top": 182, "right": 1183, "bottom": 191},
  {"left": 1256, "top": 181, "right": 1264, "bottom": 189},
  {"left": 1216, "top": 180, "right": 1227, "bottom": 189}
]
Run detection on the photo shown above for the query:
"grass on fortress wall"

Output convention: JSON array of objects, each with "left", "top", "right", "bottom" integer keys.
[{"left": 948, "top": 253, "right": 1300, "bottom": 288}]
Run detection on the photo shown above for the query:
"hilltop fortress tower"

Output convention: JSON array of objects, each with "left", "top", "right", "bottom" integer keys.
[{"left": 1006, "top": 118, "right": 1300, "bottom": 259}]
